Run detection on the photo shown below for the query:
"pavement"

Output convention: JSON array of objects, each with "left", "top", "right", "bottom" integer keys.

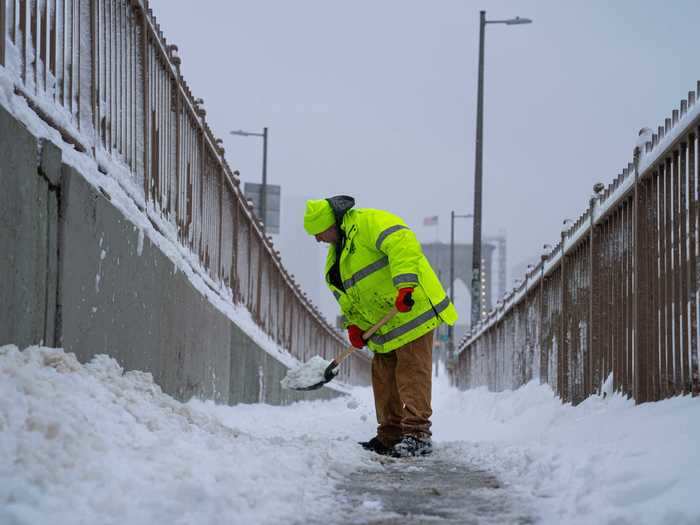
[{"left": 335, "top": 453, "right": 533, "bottom": 525}]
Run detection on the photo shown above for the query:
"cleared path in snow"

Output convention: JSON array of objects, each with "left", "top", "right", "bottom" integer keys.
[{"left": 335, "top": 455, "right": 531, "bottom": 524}]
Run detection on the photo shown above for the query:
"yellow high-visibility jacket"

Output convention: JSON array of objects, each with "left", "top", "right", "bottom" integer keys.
[{"left": 324, "top": 199, "right": 457, "bottom": 353}]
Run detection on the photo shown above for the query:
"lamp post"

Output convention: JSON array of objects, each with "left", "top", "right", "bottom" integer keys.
[
  {"left": 470, "top": 11, "right": 532, "bottom": 328},
  {"left": 230, "top": 127, "right": 268, "bottom": 226},
  {"left": 449, "top": 211, "right": 473, "bottom": 361}
]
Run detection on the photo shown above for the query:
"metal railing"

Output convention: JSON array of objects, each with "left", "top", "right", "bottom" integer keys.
[
  {"left": 0, "top": 0, "right": 370, "bottom": 386},
  {"left": 451, "top": 81, "right": 700, "bottom": 404}
]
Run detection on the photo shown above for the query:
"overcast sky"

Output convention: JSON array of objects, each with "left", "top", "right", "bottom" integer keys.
[{"left": 149, "top": 0, "right": 700, "bottom": 320}]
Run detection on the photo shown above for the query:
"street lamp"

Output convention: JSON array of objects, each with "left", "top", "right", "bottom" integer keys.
[
  {"left": 449, "top": 211, "right": 473, "bottom": 361},
  {"left": 230, "top": 127, "right": 269, "bottom": 227},
  {"left": 470, "top": 10, "right": 532, "bottom": 328}
]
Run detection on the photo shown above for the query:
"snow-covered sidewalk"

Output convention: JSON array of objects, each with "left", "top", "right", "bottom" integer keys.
[
  {"left": 1, "top": 345, "right": 699, "bottom": 525},
  {"left": 434, "top": 383, "right": 700, "bottom": 524}
]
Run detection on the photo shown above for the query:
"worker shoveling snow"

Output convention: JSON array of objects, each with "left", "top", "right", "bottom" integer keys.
[{"left": 281, "top": 355, "right": 336, "bottom": 390}]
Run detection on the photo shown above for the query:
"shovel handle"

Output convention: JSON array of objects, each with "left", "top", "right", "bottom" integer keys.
[
  {"left": 332, "top": 307, "right": 399, "bottom": 368},
  {"left": 362, "top": 307, "right": 399, "bottom": 340}
]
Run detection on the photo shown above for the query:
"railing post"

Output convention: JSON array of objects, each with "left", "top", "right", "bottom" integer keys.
[
  {"left": 644, "top": 162, "right": 656, "bottom": 401},
  {"left": 672, "top": 150, "right": 682, "bottom": 395},
  {"left": 42, "top": 0, "right": 48, "bottom": 93},
  {"left": 690, "top": 129, "right": 700, "bottom": 396},
  {"left": 559, "top": 233, "right": 568, "bottom": 401},
  {"left": 33, "top": 0, "right": 39, "bottom": 96},
  {"left": 217, "top": 166, "right": 224, "bottom": 280},
  {"left": 616, "top": 203, "right": 625, "bottom": 395},
  {"left": 588, "top": 196, "right": 597, "bottom": 397},
  {"left": 174, "top": 89, "right": 181, "bottom": 240},
  {"left": 246, "top": 220, "right": 255, "bottom": 312},
  {"left": 630, "top": 165, "right": 637, "bottom": 400},
  {"left": 680, "top": 141, "right": 690, "bottom": 393},
  {"left": 650, "top": 170, "right": 660, "bottom": 400},
  {"left": 539, "top": 256, "right": 547, "bottom": 385},
  {"left": 90, "top": 0, "right": 98, "bottom": 155},
  {"left": 0, "top": 0, "right": 6, "bottom": 66},
  {"left": 232, "top": 177, "right": 240, "bottom": 300},
  {"left": 21, "top": 0, "right": 28, "bottom": 85},
  {"left": 140, "top": 6, "right": 149, "bottom": 202},
  {"left": 198, "top": 125, "right": 205, "bottom": 260},
  {"left": 523, "top": 272, "right": 531, "bottom": 384},
  {"left": 662, "top": 158, "right": 672, "bottom": 398},
  {"left": 632, "top": 146, "right": 645, "bottom": 402}
]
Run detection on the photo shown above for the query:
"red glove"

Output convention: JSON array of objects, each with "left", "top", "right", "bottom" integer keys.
[
  {"left": 347, "top": 324, "right": 365, "bottom": 349},
  {"left": 395, "top": 287, "right": 415, "bottom": 313}
]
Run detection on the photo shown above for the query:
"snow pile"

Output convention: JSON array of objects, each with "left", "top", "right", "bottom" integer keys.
[
  {"left": 0, "top": 345, "right": 376, "bottom": 525},
  {"left": 280, "top": 355, "right": 333, "bottom": 390},
  {"left": 433, "top": 378, "right": 700, "bottom": 525}
]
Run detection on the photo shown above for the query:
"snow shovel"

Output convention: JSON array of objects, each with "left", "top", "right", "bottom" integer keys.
[{"left": 282, "top": 306, "right": 399, "bottom": 391}]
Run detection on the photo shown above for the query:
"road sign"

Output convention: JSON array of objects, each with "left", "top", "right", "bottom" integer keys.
[{"left": 244, "top": 183, "right": 281, "bottom": 234}]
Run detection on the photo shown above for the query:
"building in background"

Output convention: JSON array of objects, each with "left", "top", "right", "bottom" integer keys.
[
  {"left": 244, "top": 182, "right": 281, "bottom": 234},
  {"left": 485, "top": 233, "right": 507, "bottom": 302},
  {"left": 421, "top": 241, "right": 497, "bottom": 364}
]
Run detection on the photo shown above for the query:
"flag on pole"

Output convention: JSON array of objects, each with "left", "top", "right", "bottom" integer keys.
[{"left": 423, "top": 215, "right": 439, "bottom": 226}]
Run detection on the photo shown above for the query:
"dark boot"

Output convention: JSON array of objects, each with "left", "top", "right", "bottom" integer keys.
[
  {"left": 359, "top": 436, "right": 393, "bottom": 456},
  {"left": 391, "top": 436, "right": 432, "bottom": 458}
]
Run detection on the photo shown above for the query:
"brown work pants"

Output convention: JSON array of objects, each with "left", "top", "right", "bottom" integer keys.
[{"left": 372, "top": 330, "right": 434, "bottom": 446}]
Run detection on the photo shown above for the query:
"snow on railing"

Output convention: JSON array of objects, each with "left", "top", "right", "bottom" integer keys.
[
  {"left": 452, "top": 81, "right": 700, "bottom": 404},
  {"left": 1, "top": 0, "right": 370, "bottom": 385}
]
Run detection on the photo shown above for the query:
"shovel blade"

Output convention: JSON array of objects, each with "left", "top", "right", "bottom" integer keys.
[
  {"left": 281, "top": 358, "right": 338, "bottom": 391},
  {"left": 289, "top": 379, "right": 327, "bottom": 391},
  {"left": 289, "top": 362, "right": 338, "bottom": 391}
]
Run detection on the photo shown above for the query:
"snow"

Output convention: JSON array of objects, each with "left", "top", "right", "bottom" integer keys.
[
  {"left": 435, "top": 382, "right": 700, "bottom": 525},
  {"left": 0, "top": 345, "right": 370, "bottom": 525},
  {"left": 280, "top": 355, "right": 333, "bottom": 390},
  {"left": 136, "top": 228, "right": 144, "bottom": 256},
  {"left": 2, "top": 344, "right": 699, "bottom": 525}
]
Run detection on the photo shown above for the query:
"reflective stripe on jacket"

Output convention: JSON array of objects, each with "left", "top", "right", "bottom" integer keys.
[{"left": 324, "top": 208, "right": 458, "bottom": 353}]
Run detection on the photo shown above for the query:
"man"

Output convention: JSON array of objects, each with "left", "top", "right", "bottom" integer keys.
[{"left": 303, "top": 196, "right": 457, "bottom": 457}]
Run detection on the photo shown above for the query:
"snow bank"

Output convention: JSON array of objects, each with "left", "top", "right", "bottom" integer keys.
[
  {"left": 0, "top": 345, "right": 376, "bottom": 525},
  {"left": 433, "top": 379, "right": 700, "bottom": 525}
]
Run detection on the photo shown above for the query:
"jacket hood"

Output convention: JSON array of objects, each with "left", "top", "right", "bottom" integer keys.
[{"left": 325, "top": 195, "right": 355, "bottom": 227}]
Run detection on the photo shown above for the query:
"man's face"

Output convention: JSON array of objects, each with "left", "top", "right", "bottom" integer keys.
[{"left": 314, "top": 225, "right": 339, "bottom": 244}]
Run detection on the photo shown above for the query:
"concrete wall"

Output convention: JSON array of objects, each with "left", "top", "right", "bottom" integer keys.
[
  {"left": 0, "top": 106, "right": 59, "bottom": 348},
  {"left": 0, "top": 105, "right": 339, "bottom": 404}
]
